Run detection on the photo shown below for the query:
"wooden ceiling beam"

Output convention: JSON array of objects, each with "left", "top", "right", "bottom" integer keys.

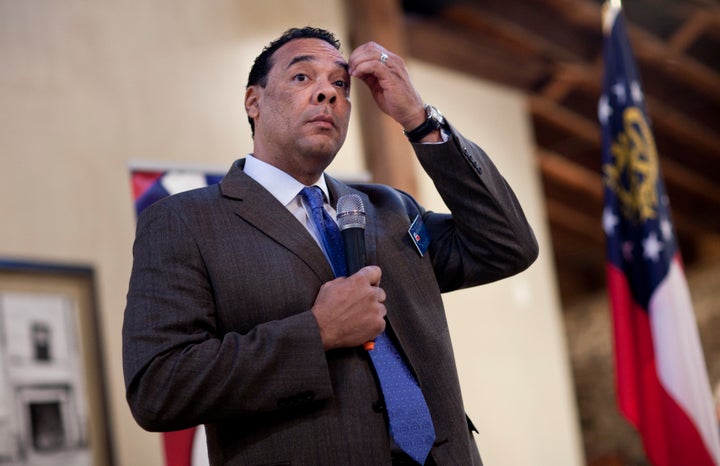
[
  {"left": 545, "top": 198, "right": 604, "bottom": 244},
  {"left": 667, "top": 10, "right": 714, "bottom": 52},
  {"left": 543, "top": 61, "right": 720, "bottom": 159},
  {"left": 543, "top": 184, "right": 719, "bottom": 264},
  {"left": 646, "top": 97, "right": 720, "bottom": 159},
  {"left": 542, "top": 0, "right": 720, "bottom": 102},
  {"left": 693, "top": 234, "right": 720, "bottom": 263},
  {"left": 710, "top": 11, "right": 720, "bottom": 38},
  {"left": 629, "top": 27, "right": 720, "bottom": 103},
  {"left": 540, "top": 154, "right": 720, "bottom": 262},
  {"left": 673, "top": 209, "right": 720, "bottom": 241},
  {"left": 404, "top": 18, "right": 549, "bottom": 89},
  {"left": 660, "top": 158, "right": 720, "bottom": 206},
  {"left": 540, "top": 73, "right": 578, "bottom": 102},
  {"left": 671, "top": 209, "right": 720, "bottom": 264},
  {"left": 532, "top": 98, "right": 720, "bottom": 207},
  {"left": 537, "top": 148, "right": 603, "bottom": 201},
  {"left": 539, "top": 146, "right": 720, "bottom": 247},
  {"left": 457, "top": 0, "right": 597, "bottom": 60},
  {"left": 439, "top": 4, "right": 580, "bottom": 62},
  {"left": 536, "top": 0, "right": 602, "bottom": 31},
  {"left": 539, "top": 61, "right": 602, "bottom": 102},
  {"left": 530, "top": 95, "right": 601, "bottom": 145}
]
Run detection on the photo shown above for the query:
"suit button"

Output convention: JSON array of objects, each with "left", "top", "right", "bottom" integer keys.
[{"left": 372, "top": 400, "right": 386, "bottom": 413}]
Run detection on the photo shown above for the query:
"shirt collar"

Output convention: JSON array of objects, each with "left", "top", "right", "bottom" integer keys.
[{"left": 243, "top": 154, "right": 331, "bottom": 205}]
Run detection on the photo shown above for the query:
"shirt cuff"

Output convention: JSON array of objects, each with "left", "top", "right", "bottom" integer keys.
[{"left": 419, "top": 128, "right": 449, "bottom": 145}]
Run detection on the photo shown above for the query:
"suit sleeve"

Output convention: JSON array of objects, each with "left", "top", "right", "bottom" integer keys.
[
  {"left": 411, "top": 122, "right": 539, "bottom": 292},
  {"left": 122, "top": 201, "right": 334, "bottom": 431}
]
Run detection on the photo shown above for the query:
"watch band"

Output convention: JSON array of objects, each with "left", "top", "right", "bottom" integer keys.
[{"left": 403, "top": 105, "right": 444, "bottom": 142}]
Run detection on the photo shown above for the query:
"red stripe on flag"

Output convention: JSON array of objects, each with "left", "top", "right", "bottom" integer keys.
[
  {"left": 131, "top": 171, "right": 163, "bottom": 201},
  {"left": 607, "top": 264, "right": 718, "bottom": 466},
  {"left": 163, "top": 428, "right": 196, "bottom": 466}
]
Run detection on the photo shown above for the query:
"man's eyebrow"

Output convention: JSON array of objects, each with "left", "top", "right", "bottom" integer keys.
[{"left": 286, "top": 55, "right": 349, "bottom": 73}]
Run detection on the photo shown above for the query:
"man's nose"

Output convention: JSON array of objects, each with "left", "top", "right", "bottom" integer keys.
[{"left": 315, "top": 81, "right": 338, "bottom": 105}]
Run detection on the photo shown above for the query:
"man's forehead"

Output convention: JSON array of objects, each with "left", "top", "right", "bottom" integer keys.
[{"left": 275, "top": 38, "right": 347, "bottom": 70}]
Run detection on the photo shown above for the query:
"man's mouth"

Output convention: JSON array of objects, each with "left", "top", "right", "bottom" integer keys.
[{"left": 308, "top": 115, "right": 336, "bottom": 129}]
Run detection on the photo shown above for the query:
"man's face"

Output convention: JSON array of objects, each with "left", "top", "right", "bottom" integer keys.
[{"left": 246, "top": 38, "right": 352, "bottom": 180}]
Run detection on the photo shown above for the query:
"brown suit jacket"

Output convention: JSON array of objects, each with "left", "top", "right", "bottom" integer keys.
[{"left": 122, "top": 124, "right": 538, "bottom": 465}]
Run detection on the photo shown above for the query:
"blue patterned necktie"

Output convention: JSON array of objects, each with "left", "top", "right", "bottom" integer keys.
[
  {"left": 300, "top": 186, "right": 347, "bottom": 277},
  {"left": 300, "top": 186, "right": 436, "bottom": 464},
  {"left": 369, "top": 332, "right": 436, "bottom": 464}
]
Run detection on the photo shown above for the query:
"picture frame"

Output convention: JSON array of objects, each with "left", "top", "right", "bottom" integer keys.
[{"left": 0, "top": 260, "right": 114, "bottom": 466}]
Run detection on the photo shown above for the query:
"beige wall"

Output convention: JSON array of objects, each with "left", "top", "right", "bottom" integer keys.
[{"left": 0, "top": 0, "right": 581, "bottom": 464}]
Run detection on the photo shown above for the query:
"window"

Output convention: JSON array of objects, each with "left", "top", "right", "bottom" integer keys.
[{"left": 31, "top": 322, "right": 51, "bottom": 361}]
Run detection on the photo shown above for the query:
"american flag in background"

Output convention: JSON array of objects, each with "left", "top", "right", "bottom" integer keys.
[
  {"left": 130, "top": 163, "right": 223, "bottom": 466},
  {"left": 599, "top": 3, "right": 720, "bottom": 465}
]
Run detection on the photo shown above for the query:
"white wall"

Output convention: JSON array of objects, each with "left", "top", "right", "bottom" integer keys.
[{"left": 0, "top": 0, "right": 582, "bottom": 464}]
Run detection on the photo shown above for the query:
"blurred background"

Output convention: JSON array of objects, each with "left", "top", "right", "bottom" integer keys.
[{"left": 0, "top": 1, "right": 717, "bottom": 465}]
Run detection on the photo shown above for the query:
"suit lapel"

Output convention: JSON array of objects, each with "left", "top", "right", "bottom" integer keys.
[{"left": 220, "top": 160, "right": 334, "bottom": 282}]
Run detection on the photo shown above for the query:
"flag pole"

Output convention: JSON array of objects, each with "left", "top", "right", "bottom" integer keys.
[{"left": 602, "top": 0, "right": 622, "bottom": 34}]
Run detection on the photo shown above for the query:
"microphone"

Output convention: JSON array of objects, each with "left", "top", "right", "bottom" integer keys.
[
  {"left": 336, "top": 194, "right": 373, "bottom": 351},
  {"left": 336, "top": 194, "right": 366, "bottom": 275}
]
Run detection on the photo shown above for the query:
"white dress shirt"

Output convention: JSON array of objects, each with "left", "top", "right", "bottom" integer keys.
[{"left": 243, "top": 154, "right": 336, "bottom": 257}]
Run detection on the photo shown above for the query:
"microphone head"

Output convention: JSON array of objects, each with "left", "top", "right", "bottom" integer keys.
[{"left": 336, "top": 194, "right": 366, "bottom": 230}]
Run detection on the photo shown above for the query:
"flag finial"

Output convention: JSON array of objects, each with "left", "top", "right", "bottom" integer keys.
[{"left": 602, "top": 0, "right": 622, "bottom": 33}]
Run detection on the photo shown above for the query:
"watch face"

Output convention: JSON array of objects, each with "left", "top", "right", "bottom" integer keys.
[{"left": 428, "top": 105, "right": 444, "bottom": 125}]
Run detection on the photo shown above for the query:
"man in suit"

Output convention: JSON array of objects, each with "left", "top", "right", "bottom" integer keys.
[{"left": 123, "top": 27, "right": 538, "bottom": 465}]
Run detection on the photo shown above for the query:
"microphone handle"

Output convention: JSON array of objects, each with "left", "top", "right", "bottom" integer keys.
[
  {"left": 340, "top": 227, "right": 374, "bottom": 350},
  {"left": 341, "top": 227, "right": 366, "bottom": 275}
]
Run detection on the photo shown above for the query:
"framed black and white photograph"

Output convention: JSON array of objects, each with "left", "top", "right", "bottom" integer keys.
[{"left": 0, "top": 261, "right": 113, "bottom": 466}]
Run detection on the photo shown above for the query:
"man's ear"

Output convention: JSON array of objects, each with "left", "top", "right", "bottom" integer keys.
[{"left": 245, "top": 86, "right": 260, "bottom": 120}]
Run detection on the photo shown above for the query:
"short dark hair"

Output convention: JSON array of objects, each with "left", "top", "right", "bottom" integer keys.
[{"left": 245, "top": 27, "right": 342, "bottom": 135}]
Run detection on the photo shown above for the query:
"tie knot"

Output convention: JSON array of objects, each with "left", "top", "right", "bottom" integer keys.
[{"left": 301, "top": 186, "right": 325, "bottom": 211}]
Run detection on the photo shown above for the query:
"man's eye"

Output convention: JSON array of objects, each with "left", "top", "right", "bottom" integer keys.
[
  {"left": 334, "top": 80, "right": 347, "bottom": 88},
  {"left": 293, "top": 74, "right": 307, "bottom": 82}
]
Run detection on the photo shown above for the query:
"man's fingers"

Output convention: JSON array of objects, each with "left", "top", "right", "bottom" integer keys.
[
  {"left": 348, "top": 41, "right": 389, "bottom": 74},
  {"left": 355, "top": 265, "right": 382, "bottom": 285}
]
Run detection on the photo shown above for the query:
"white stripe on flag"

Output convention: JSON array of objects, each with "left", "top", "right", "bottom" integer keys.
[
  {"left": 160, "top": 171, "right": 210, "bottom": 195},
  {"left": 650, "top": 256, "right": 720, "bottom": 464},
  {"left": 191, "top": 425, "right": 209, "bottom": 466}
]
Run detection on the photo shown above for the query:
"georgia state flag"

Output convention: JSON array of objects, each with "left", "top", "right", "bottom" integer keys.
[
  {"left": 131, "top": 166, "right": 224, "bottom": 217},
  {"left": 599, "top": 5, "right": 720, "bottom": 466},
  {"left": 130, "top": 163, "right": 225, "bottom": 466}
]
